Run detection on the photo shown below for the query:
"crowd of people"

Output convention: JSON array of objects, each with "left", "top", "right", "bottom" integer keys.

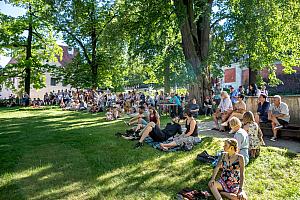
[
  {"left": 115, "top": 84, "right": 290, "bottom": 200},
  {"left": 1, "top": 83, "right": 291, "bottom": 200}
]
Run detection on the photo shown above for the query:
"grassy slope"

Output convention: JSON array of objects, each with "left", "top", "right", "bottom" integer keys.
[{"left": 0, "top": 108, "right": 299, "bottom": 200}]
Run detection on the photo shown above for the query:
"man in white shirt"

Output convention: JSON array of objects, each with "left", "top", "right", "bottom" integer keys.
[
  {"left": 269, "top": 95, "right": 290, "bottom": 141},
  {"left": 212, "top": 91, "right": 233, "bottom": 131}
]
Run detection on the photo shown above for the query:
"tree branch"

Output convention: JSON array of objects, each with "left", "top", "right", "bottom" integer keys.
[
  {"left": 59, "top": 26, "right": 92, "bottom": 65},
  {"left": 96, "top": 13, "right": 118, "bottom": 39}
]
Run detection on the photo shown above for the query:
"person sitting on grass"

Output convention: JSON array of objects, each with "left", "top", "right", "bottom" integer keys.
[
  {"left": 268, "top": 95, "right": 290, "bottom": 141},
  {"left": 221, "top": 94, "right": 246, "bottom": 127},
  {"left": 159, "top": 110, "right": 198, "bottom": 151},
  {"left": 242, "top": 111, "right": 265, "bottom": 158},
  {"left": 208, "top": 139, "right": 248, "bottom": 200},
  {"left": 229, "top": 117, "right": 249, "bottom": 166},
  {"left": 203, "top": 96, "right": 213, "bottom": 116},
  {"left": 125, "top": 106, "right": 149, "bottom": 126},
  {"left": 112, "top": 106, "right": 120, "bottom": 119},
  {"left": 132, "top": 106, "right": 160, "bottom": 134},
  {"left": 254, "top": 93, "right": 270, "bottom": 124},
  {"left": 212, "top": 91, "right": 233, "bottom": 132},
  {"left": 189, "top": 98, "right": 200, "bottom": 118},
  {"left": 134, "top": 115, "right": 182, "bottom": 148},
  {"left": 106, "top": 107, "right": 114, "bottom": 121}
]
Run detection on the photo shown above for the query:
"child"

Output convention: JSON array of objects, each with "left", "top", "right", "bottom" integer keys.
[
  {"left": 112, "top": 106, "right": 119, "bottom": 119},
  {"left": 242, "top": 111, "right": 265, "bottom": 158},
  {"left": 106, "top": 107, "right": 114, "bottom": 120}
]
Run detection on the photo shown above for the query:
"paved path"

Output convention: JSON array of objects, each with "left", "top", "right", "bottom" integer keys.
[{"left": 197, "top": 121, "right": 300, "bottom": 153}]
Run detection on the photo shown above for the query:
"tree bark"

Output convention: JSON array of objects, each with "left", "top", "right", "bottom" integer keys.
[
  {"left": 91, "top": 25, "right": 98, "bottom": 89},
  {"left": 249, "top": 68, "right": 257, "bottom": 85},
  {"left": 164, "top": 64, "right": 171, "bottom": 93},
  {"left": 91, "top": 4, "right": 98, "bottom": 90},
  {"left": 25, "top": 5, "right": 33, "bottom": 97},
  {"left": 175, "top": 0, "right": 213, "bottom": 104}
]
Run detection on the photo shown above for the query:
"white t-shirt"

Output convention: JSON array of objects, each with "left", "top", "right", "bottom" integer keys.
[
  {"left": 269, "top": 102, "right": 290, "bottom": 122},
  {"left": 218, "top": 97, "right": 233, "bottom": 112}
]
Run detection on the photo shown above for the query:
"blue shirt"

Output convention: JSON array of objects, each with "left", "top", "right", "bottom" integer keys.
[
  {"left": 257, "top": 101, "right": 270, "bottom": 122},
  {"left": 230, "top": 90, "right": 239, "bottom": 104},
  {"left": 169, "top": 96, "right": 181, "bottom": 106}
]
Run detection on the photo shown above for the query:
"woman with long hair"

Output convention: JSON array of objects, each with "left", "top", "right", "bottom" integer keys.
[
  {"left": 159, "top": 110, "right": 198, "bottom": 150},
  {"left": 208, "top": 139, "right": 248, "bottom": 200}
]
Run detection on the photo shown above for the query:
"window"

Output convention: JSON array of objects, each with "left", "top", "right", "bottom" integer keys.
[{"left": 50, "top": 78, "right": 57, "bottom": 86}]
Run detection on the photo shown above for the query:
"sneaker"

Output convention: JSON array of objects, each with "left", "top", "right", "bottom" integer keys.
[
  {"left": 134, "top": 142, "right": 143, "bottom": 149},
  {"left": 270, "top": 137, "right": 277, "bottom": 141},
  {"left": 221, "top": 122, "right": 228, "bottom": 127},
  {"left": 274, "top": 125, "right": 283, "bottom": 130}
]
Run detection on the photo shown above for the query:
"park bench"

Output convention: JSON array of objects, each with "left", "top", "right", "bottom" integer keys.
[{"left": 259, "top": 122, "right": 300, "bottom": 140}]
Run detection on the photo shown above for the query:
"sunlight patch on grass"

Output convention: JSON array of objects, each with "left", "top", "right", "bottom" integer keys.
[
  {"left": 30, "top": 182, "right": 88, "bottom": 200},
  {"left": 0, "top": 109, "right": 299, "bottom": 199},
  {"left": 0, "top": 165, "right": 52, "bottom": 187}
]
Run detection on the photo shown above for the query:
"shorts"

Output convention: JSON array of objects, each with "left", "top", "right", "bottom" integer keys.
[
  {"left": 277, "top": 118, "right": 289, "bottom": 127},
  {"left": 149, "top": 125, "right": 166, "bottom": 142},
  {"left": 173, "top": 136, "right": 198, "bottom": 146}
]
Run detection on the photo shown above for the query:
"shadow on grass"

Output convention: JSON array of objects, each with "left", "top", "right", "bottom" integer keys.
[
  {"left": 4, "top": 109, "right": 298, "bottom": 199},
  {"left": 1, "top": 110, "right": 216, "bottom": 199}
]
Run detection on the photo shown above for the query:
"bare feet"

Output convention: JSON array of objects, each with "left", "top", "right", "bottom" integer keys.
[{"left": 159, "top": 143, "right": 169, "bottom": 151}]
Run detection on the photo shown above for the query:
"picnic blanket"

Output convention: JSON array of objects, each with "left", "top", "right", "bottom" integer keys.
[{"left": 144, "top": 136, "right": 202, "bottom": 152}]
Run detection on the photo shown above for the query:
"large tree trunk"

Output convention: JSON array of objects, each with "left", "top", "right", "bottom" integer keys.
[
  {"left": 91, "top": 25, "right": 98, "bottom": 89},
  {"left": 164, "top": 64, "right": 171, "bottom": 93},
  {"left": 25, "top": 5, "right": 33, "bottom": 97},
  {"left": 91, "top": 4, "right": 98, "bottom": 90},
  {"left": 249, "top": 68, "right": 257, "bottom": 85},
  {"left": 175, "top": 0, "right": 213, "bottom": 104}
]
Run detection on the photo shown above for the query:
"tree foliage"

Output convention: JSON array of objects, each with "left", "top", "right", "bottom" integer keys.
[
  {"left": 211, "top": 0, "right": 300, "bottom": 86},
  {"left": 45, "top": 0, "right": 129, "bottom": 90},
  {"left": 0, "top": 0, "right": 62, "bottom": 95}
]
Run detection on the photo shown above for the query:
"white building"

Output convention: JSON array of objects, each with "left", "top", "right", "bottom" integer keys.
[{"left": 0, "top": 45, "right": 76, "bottom": 99}]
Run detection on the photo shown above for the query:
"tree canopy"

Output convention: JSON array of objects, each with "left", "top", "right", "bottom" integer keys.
[
  {"left": 1, "top": 0, "right": 300, "bottom": 96},
  {"left": 0, "top": 0, "right": 62, "bottom": 95}
]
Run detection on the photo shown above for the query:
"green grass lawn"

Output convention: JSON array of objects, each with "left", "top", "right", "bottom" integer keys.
[{"left": 0, "top": 107, "right": 299, "bottom": 200}]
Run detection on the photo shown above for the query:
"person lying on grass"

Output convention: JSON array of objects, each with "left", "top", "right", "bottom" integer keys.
[
  {"left": 159, "top": 110, "right": 198, "bottom": 151},
  {"left": 134, "top": 114, "right": 182, "bottom": 148},
  {"left": 208, "top": 139, "right": 248, "bottom": 200}
]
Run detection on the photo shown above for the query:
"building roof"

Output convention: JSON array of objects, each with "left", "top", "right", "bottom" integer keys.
[{"left": 0, "top": 45, "right": 76, "bottom": 68}]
